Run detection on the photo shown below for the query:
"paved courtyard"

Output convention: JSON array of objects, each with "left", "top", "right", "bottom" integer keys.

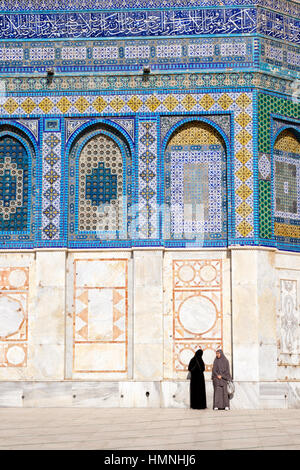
[{"left": 0, "top": 408, "right": 299, "bottom": 450}]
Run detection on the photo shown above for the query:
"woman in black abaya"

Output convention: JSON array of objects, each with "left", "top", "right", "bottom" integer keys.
[{"left": 188, "top": 349, "right": 207, "bottom": 409}]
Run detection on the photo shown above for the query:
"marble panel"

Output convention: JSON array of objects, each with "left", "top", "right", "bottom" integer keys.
[
  {"left": 133, "top": 251, "right": 163, "bottom": 381},
  {"left": 0, "top": 382, "right": 23, "bottom": 407},
  {"left": 231, "top": 249, "right": 259, "bottom": 382},
  {"left": 72, "top": 382, "right": 120, "bottom": 407},
  {"left": 75, "top": 259, "right": 127, "bottom": 288},
  {"left": 74, "top": 343, "right": 126, "bottom": 373},
  {"left": 22, "top": 381, "right": 72, "bottom": 407},
  {"left": 134, "top": 344, "right": 163, "bottom": 381},
  {"left": 119, "top": 381, "right": 161, "bottom": 408},
  {"left": 229, "top": 382, "right": 259, "bottom": 409}
]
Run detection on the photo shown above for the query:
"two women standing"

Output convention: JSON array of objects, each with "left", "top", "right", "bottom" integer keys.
[{"left": 188, "top": 349, "right": 232, "bottom": 410}]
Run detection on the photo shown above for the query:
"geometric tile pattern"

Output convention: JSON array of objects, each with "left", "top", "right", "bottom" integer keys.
[
  {"left": 0, "top": 36, "right": 255, "bottom": 75},
  {"left": 164, "top": 122, "right": 227, "bottom": 242},
  {"left": 0, "top": 135, "right": 28, "bottom": 232},
  {"left": 78, "top": 133, "right": 123, "bottom": 233},
  {"left": 173, "top": 259, "right": 223, "bottom": 373},
  {"left": 0, "top": 0, "right": 298, "bottom": 16},
  {"left": 258, "top": 93, "right": 300, "bottom": 246},
  {"left": 42, "top": 132, "right": 62, "bottom": 240},
  {"left": 0, "top": 267, "right": 28, "bottom": 368},
  {"left": 0, "top": 8, "right": 258, "bottom": 41},
  {"left": 0, "top": 90, "right": 254, "bottom": 243},
  {"left": 274, "top": 130, "right": 300, "bottom": 244},
  {"left": 259, "top": 180, "right": 272, "bottom": 239},
  {"left": 68, "top": 125, "right": 132, "bottom": 245},
  {"left": 138, "top": 119, "right": 158, "bottom": 239}
]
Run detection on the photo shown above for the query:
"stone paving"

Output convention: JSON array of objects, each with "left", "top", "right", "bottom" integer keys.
[{"left": 0, "top": 408, "right": 300, "bottom": 450}]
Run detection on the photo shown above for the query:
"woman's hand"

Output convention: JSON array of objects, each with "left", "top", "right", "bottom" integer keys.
[{"left": 217, "top": 375, "right": 222, "bottom": 379}]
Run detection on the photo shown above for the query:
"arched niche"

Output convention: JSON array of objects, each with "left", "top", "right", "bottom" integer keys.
[
  {"left": 164, "top": 121, "right": 227, "bottom": 243},
  {"left": 68, "top": 124, "right": 132, "bottom": 241},
  {"left": 0, "top": 128, "right": 34, "bottom": 233},
  {"left": 274, "top": 128, "right": 300, "bottom": 221}
]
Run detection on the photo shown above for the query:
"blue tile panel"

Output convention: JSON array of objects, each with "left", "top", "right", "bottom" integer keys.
[
  {"left": 0, "top": 135, "right": 29, "bottom": 232},
  {"left": 0, "top": 37, "right": 258, "bottom": 76},
  {"left": 0, "top": 0, "right": 298, "bottom": 17}
]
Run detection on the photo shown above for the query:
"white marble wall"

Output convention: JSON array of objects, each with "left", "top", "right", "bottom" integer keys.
[{"left": 0, "top": 247, "right": 298, "bottom": 408}]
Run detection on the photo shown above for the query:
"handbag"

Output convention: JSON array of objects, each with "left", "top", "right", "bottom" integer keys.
[{"left": 227, "top": 380, "right": 235, "bottom": 399}]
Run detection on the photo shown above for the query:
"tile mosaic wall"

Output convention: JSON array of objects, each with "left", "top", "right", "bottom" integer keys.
[
  {"left": 274, "top": 130, "right": 300, "bottom": 244},
  {"left": 0, "top": 37, "right": 256, "bottom": 75},
  {"left": 0, "top": 0, "right": 298, "bottom": 252},
  {"left": 0, "top": 89, "right": 255, "bottom": 248},
  {"left": 258, "top": 93, "right": 300, "bottom": 250},
  {"left": 0, "top": 72, "right": 294, "bottom": 95},
  {"left": 1, "top": 0, "right": 299, "bottom": 17},
  {"left": 68, "top": 124, "right": 132, "bottom": 246}
]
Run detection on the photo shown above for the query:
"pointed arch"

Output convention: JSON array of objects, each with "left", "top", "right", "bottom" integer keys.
[
  {"left": 68, "top": 123, "right": 132, "bottom": 243},
  {"left": 0, "top": 126, "right": 35, "bottom": 233},
  {"left": 273, "top": 127, "right": 300, "bottom": 224}
]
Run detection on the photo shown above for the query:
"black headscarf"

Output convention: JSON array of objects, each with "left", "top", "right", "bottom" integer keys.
[{"left": 194, "top": 349, "right": 205, "bottom": 369}]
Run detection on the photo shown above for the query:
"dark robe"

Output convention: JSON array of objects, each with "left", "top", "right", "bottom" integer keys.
[
  {"left": 188, "top": 349, "right": 207, "bottom": 410},
  {"left": 211, "top": 349, "right": 231, "bottom": 409}
]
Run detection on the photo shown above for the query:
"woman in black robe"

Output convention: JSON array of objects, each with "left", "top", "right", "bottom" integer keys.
[{"left": 188, "top": 349, "right": 207, "bottom": 409}]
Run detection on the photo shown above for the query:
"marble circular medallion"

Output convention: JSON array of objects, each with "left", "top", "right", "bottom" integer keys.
[
  {"left": 178, "top": 264, "right": 195, "bottom": 283},
  {"left": 6, "top": 345, "right": 25, "bottom": 366},
  {"left": 200, "top": 264, "right": 217, "bottom": 283},
  {"left": 179, "top": 295, "right": 216, "bottom": 334},
  {"left": 179, "top": 347, "right": 194, "bottom": 366},
  {"left": 8, "top": 269, "right": 27, "bottom": 289},
  {"left": 0, "top": 295, "right": 24, "bottom": 337}
]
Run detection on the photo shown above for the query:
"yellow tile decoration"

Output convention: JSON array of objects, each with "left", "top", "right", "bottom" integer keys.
[
  {"left": 235, "top": 166, "right": 252, "bottom": 182},
  {"left": 218, "top": 94, "right": 234, "bottom": 110},
  {"left": 236, "top": 93, "right": 252, "bottom": 109},
  {"left": 237, "top": 220, "right": 253, "bottom": 237},
  {"left": 168, "top": 121, "right": 224, "bottom": 147},
  {"left": 236, "top": 183, "right": 253, "bottom": 200},
  {"left": 236, "top": 201, "right": 253, "bottom": 218},
  {"left": 75, "top": 97, "right": 89, "bottom": 113},
  {"left": 235, "top": 112, "right": 252, "bottom": 128},
  {"left": 21, "top": 98, "right": 36, "bottom": 114},
  {"left": 275, "top": 223, "right": 300, "bottom": 239},
  {"left": 57, "top": 97, "right": 71, "bottom": 113},
  {"left": 236, "top": 148, "right": 252, "bottom": 164},
  {"left": 236, "top": 129, "right": 252, "bottom": 146},
  {"left": 274, "top": 129, "right": 300, "bottom": 154},
  {"left": 3, "top": 98, "right": 18, "bottom": 114},
  {"left": 163, "top": 95, "right": 179, "bottom": 111},
  {"left": 199, "top": 94, "right": 215, "bottom": 110},
  {"left": 110, "top": 96, "right": 125, "bottom": 112},
  {"left": 93, "top": 96, "right": 107, "bottom": 113},
  {"left": 182, "top": 94, "right": 197, "bottom": 111},
  {"left": 39, "top": 97, "right": 54, "bottom": 113},
  {"left": 146, "top": 95, "right": 161, "bottom": 112},
  {"left": 127, "top": 96, "right": 143, "bottom": 112}
]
